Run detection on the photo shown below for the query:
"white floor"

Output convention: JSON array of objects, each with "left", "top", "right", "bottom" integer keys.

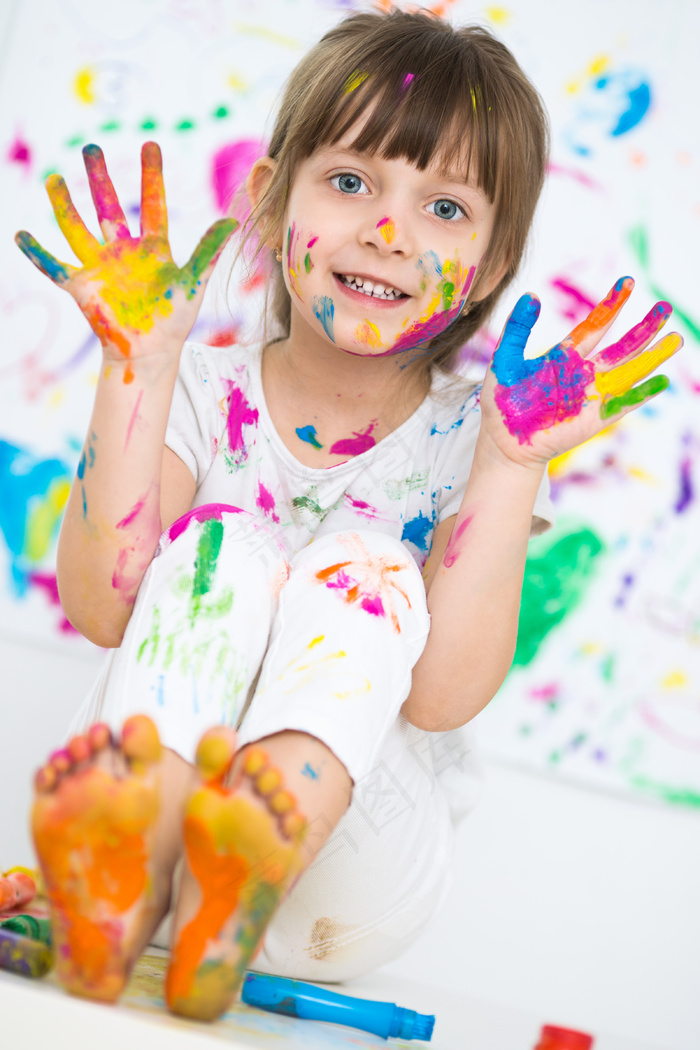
[{"left": 2, "top": 633, "right": 699, "bottom": 1050}]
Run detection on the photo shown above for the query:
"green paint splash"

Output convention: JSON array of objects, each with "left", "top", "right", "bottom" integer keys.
[
  {"left": 513, "top": 526, "right": 605, "bottom": 668},
  {"left": 628, "top": 224, "right": 700, "bottom": 343},
  {"left": 191, "top": 517, "right": 224, "bottom": 619}
]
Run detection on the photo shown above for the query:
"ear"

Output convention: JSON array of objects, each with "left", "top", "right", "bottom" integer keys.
[{"left": 246, "top": 156, "right": 276, "bottom": 211}]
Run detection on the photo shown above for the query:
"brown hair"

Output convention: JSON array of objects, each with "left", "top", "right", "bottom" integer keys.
[{"left": 241, "top": 7, "right": 549, "bottom": 376}]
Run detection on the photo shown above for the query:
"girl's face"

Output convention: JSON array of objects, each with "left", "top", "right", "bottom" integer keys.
[{"left": 280, "top": 133, "right": 500, "bottom": 360}]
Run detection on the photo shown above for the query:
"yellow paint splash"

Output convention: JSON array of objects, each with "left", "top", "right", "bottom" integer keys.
[
  {"left": 485, "top": 6, "right": 511, "bottom": 25},
  {"left": 566, "top": 54, "right": 610, "bottom": 95},
  {"left": 344, "top": 70, "right": 370, "bottom": 95},
  {"left": 73, "top": 66, "right": 96, "bottom": 105},
  {"left": 227, "top": 72, "right": 248, "bottom": 93},
  {"left": 378, "top": 218, "right": 396, "bottom": 245},
  {"left": 26, "top": 478, "right": 70, "bottom": 561},
  {"left": 661, "top": 670, "right": 688, "bottom": 690},
  {"left": 355, "top": 320, "right": 383, "bottom": 349}
]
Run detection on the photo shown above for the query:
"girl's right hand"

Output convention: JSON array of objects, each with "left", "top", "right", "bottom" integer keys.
[{"left": 15, "top": 142, "right": 238, "bottom": 381}]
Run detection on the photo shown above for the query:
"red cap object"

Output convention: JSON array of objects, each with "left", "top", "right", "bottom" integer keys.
[{"left": 535, "top": 1024, "right": 594, "bottom": 1050}]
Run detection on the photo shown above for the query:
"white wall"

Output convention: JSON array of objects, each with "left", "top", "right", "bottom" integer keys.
[{"left": 3, "top": 636, "right": 699, "bottom": 1050}]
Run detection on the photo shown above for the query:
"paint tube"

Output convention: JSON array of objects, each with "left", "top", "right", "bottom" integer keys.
[{"left": 241, "top": 972, "right": 435, "bottom": 1041}]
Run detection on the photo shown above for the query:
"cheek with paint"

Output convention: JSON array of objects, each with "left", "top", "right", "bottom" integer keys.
[
  {"left": 286, "top": 224, "right": 334, "bottom": 343},
  {"left": 353, "top": 252, "right": 476, "bottom": 357}
]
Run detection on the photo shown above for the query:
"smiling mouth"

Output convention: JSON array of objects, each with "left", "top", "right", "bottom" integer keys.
[{"left": 336, "top": 274, "right": 409, "bottom": 301}]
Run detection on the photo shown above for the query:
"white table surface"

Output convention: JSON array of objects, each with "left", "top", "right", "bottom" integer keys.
[{"left": 0, "top": 950, "right": 671, "bottom": 1050}]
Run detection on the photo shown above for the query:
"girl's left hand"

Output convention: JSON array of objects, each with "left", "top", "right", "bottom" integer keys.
[{"left": 479, "top": 277, "right": 684, "bottom": 468}]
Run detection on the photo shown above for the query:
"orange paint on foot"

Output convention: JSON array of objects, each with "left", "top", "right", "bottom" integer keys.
[{"left": 166, "top": 740, "right": 306, "bottom": 1021}]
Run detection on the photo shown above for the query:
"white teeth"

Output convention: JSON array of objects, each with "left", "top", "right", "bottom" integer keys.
[{"left": 340, "top": 274, "right": 404, "bottom": 300}]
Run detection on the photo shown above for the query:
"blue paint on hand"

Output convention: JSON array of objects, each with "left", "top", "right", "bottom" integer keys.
[
  {"left": 491, "top": 294, "right": 544, "bottom": 386},
  {"left": 296, "top": 425, "right": 323, "bottom": 450}
]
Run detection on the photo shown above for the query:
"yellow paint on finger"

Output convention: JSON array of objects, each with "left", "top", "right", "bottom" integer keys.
[
  {"left": 595, "top": 334, "right": 681, "bottom": 398},
  {"left": 46, "top": 175, "right": 100, "bottom": 265}
]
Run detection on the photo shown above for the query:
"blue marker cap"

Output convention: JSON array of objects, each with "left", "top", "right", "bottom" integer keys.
[{"left": 242, "top": 972, "right": 435, "bottom": 1041}]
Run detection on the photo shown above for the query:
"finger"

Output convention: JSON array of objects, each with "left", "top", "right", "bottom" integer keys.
[
  {"left": 179, "top": 217, "right": 239, "bottom": 295},
  {"left": 596, "top": 331, "right": 682, "bottom": 399},
  {"left": 45, "top": 174, "right": 101, "bottom": 265},
  {"left": 140, "top": 141, "right": 168, "bottom": 240},
  {"left": 566, "top": 276, "right": 634, "bottom": 356},
  {"left": 82, "top": 144, "right": 131, "bottom": 241},
  {"left": 595, "top": 301, "right": 672, "bottom": 368},
  {"left": 490, "top": 294, "right": 541, "bottom": 386},
  {"left": 15, "top": 230, "right": 77, "bottom": 286},
  {"left": 599, "top": 374, "right": 669, "bottom": 421}
]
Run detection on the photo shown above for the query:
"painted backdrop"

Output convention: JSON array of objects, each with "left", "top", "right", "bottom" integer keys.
[{"left": 0, "top": 0, "right": 698, "bottom": 807}]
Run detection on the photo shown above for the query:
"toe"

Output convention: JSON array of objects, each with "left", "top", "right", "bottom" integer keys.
[
  {"left": 35, "top": 764, "right": 57, "bottom": 793},
  {"left": 49, "top": 747, "right": 72, "bottom": 776},
  {"left": 195, "top": 727, "right": 237, "bottom": 784},
  {"left": 87, "top": 723, "right": 112, "bottom": 753},
  {"left": 67, "top": 735, "right": 91, "bottom": 764},
  {"left": 121, "top": 715, "right": 162, "bottom": 768}
]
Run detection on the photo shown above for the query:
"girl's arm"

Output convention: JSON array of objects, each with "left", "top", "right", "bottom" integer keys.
[
  {"left": 16, "top": 143, "right": 236, "bottom": 646},
  {"left": 402, "top": 279, "right": 683, "bottom": 732}
]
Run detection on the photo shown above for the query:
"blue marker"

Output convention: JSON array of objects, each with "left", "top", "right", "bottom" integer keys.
[{"left": 241, "top": 972, "right": 435, "bottom": 1041}]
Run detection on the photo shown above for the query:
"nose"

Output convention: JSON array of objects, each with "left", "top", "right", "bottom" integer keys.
[{"left": 359, "top": 209, "right": 413, "bottom": 256}]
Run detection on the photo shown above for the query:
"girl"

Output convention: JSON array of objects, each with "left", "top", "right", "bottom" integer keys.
[{"left": 17, "top": 8, "right": 681, "bottom": 1023}]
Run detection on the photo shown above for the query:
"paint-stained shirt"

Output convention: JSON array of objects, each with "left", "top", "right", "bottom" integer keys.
[{"left": 165, "top": 342, "right": 554, "bottom": 569}]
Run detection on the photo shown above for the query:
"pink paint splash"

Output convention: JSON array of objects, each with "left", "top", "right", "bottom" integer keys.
[
  {"left": 8, "top": 133, "right": 32, "bottom": 171},
  {"left": 166, "top": 502, "right": 242, "bottom": 544},
  {"left": 28, "top": 572, "right": 77, "bottom": 633},
  {"left": 401, "top": 73, "right": 415, "bottom": 93},
  {"left": 223, "top": 380, "right": 259, "bottom": 451},
  {"left": 546, "top": 162, "right": 604, "bottom": 192},
  {"left": 376, "top": 217, "right": 395, "bottom": 244},
  {"left": 124, "top": 390, "right": 143, "bottom": 450},
  {"left": 256, "top": 481, "right": 280, "bottom": 523},
  {"left": 116, "top": 496, "right": 147, "bottom": 530},
  {"left": 307, "top": 236, "right": 318, "bottom": 249},
  {"left": 211, "top": 138, "right": 266, "bottom": 218},
  {"left": 442, "top": 513, "right": 473, "bottom": 568},
  {"left": 344, "top": 493, "right": 384, "bottom": 520},
  {"left": 313, "top": 534, "right": 412, "bottom": 633},
  {"left": 388, "top": 264, "right": 476, "bottom": 357},
  {"left": 550, "top": 277, "right": 597, "bottom": 323},
  {"left": 329, "top": 420, "right": 378, "bottom": 456},
  {"left": 360, "top": 594, "right": 385, "bottom": 617}
]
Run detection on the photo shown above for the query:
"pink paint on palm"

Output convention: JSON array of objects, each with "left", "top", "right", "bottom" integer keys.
[
  {"left": 598, "top": 301, "right": 672, "bottom": 367},
  {"left": 443, "top": 513, "right": 473, "bottom": 568},
  {"left": 223, "top": 380, "right": 259, "bottom": 451},
  {"left": 329, "top": 420, "right": 378, "bottom": 456},
  {"left": 256, "top": 481, "right": 280, "bottom": 523},
  {"left": 211, "top": 139, "right": 266, "bottom": 219},
  {"left": 166, "top": 503, "right": 242, "bottom": 544},
  {"left": 494, "top": 353, "right": 595, "bottom": 445}
]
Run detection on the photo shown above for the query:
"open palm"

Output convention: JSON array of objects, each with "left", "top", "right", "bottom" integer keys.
[
  {"left": 16, "top": 142, "right": 238, "bottom": 380},
  {"left": 481, "top": 277, "right": 683, "bottom": 467}
]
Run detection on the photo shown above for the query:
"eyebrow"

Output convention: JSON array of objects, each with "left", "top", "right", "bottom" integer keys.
[{"left": 317, "top": 146, "right": 486, "bottom": 195}]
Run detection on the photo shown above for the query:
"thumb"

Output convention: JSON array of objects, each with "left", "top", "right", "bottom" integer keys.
[
  {"left": 491, "top": 293, "right": 541, "bottom": 386},
  {"left": 180, "top": 217, "right": 240, "bottom": 296}
]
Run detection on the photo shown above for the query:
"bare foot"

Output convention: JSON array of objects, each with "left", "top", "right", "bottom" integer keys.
[
  {"left": 31, "top": 715, "right": 164, "bottom": 1001},
  {"left": 165, "top": 728, "right": 307, "bottom": 1021}
]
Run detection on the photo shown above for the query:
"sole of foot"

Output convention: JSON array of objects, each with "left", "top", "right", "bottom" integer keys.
[
  {"left": 31, "top": 715, "right": 163, "bottom": 1002},
  {"left": 165, "top": 728, "right": 307, "bottom": 1021}
]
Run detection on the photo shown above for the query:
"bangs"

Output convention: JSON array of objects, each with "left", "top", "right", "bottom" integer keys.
[{"left": 288, "top": 17, "right": 501, "bottom": 203}]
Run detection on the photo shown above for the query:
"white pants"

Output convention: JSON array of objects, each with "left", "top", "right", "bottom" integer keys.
[{"left": 70, "top": 505, "right": 478, "bottom": 980}]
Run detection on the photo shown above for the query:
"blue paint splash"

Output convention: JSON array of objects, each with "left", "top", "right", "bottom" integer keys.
[
  {"left": 313, "top": 296, "right": 335, "bottom": 341},
  {"left": 296, "top": 425, "right": 323, "bottom": 449},
  {"left": 302, "top": 762, "right": 320, "bottom": 780},
  {"left": 401, "top": 511, "right": 434, "bottom": 551}
]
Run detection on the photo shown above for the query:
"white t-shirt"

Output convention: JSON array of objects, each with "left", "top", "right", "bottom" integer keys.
[{"left": 165, "top": 341, "right": 554, "bottom": 567}]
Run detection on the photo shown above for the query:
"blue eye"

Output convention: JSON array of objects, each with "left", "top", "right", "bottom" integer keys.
[
  {"left": 331, "top": 173, "right": 368, "bottom": 194},
  {"left": 429, "top": 199, "right": 464, "bottom": 220}
]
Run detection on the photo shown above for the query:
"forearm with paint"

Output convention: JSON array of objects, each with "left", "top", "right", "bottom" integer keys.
[
  {"left": 57, "top": 351, "right": 182, "bottom": 646},
  {"left": 403, "top": 438, "right": 545, "bottom": 732}
]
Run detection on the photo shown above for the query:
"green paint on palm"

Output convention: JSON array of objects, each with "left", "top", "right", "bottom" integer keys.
[
  {"left": 513, "top": 526, "right": 604, "bottom": 668},
  {"left": 191, "top": 518, "right": 224, "bottom": 619}
]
